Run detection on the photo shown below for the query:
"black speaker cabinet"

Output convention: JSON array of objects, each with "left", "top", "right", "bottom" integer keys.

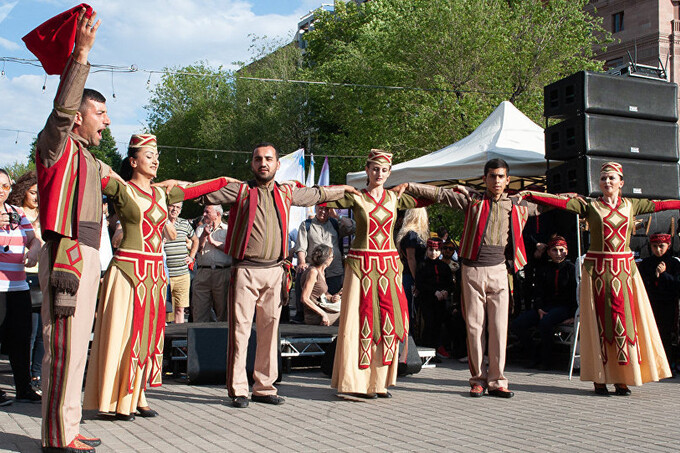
[
  {"left": 544, "top": 71, "right": 678, "bottom": 121},
  {"left": 546, "top": 156, "right": 680, "bottom": 199},
  {"left": 545, "top": 114, "right": 679, "bottom": 162},
  {"left": 397, "top": 335, "right": 422, "bottom": 377},
  {"left": 186, "top": 326, "right": 282, "bottom": 385}
]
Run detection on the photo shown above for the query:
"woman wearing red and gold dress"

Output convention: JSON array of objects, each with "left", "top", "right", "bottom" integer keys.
[
  {"left": 329, "top": 150, "right": 428, "bottom": 398},
  {"left": 84, "top": 134, "right": 234, "bottom": 419},
  {"left": 520, "top": 162, "right": 675, "bottom": 396}
]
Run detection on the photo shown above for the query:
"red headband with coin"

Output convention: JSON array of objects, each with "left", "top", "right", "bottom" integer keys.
[
  {"left": 426, "top": 238, "right": 442, "bottom": 249},
  {"left": 547, "top": 236, "right": 568, "bottom": 250},
  {"left": 650, "top": 233, "right": 671, "bottom": 245}
]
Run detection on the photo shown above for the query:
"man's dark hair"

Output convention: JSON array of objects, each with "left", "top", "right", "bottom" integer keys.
[
  {"left": 252, "top": 142, "right": 279, "bottom": 160},
  {"left": 484, "top": 158, "right": 509, "bottom": 176},
  {"left": 80, "top": 88, "right": 106, "bottom": 111}
]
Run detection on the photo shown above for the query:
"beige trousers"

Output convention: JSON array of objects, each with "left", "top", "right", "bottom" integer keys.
[
  {"left": 39, "top": 244, "right": 99, "bottom": 448},
  {"left": 226, "top": 265, "right": 282, "bottom": 398},
  {"left": 461, "top": 263, "right": 509, "bottom": 391}
]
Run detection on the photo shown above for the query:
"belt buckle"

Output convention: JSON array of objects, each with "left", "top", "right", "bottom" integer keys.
[{"left": 211, "top": 264, "right": 216, "bottom": 270}]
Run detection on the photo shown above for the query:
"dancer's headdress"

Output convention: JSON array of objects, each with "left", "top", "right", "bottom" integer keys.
[
  {"left": 600, "top": 161, "right": 623, "bottom": 178},
  {"left": 367, "top": 149, "right": 392, "bottom": 166},
  {"left": 129, "top": 134, "right": 157, "bottom": 149}
]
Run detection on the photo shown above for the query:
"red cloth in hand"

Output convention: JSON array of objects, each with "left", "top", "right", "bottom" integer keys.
[{"left": 22, "top": 4, "right": 92, "bottom": 75}]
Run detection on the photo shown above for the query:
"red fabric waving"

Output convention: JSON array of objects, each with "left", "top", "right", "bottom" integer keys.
[{"left": 22, "top": 4, "right": 92, "bottom": 75}]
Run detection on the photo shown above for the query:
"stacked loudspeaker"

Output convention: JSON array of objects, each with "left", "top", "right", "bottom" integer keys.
[{"left": 544, "top": 71, "right": 680, "bottom": 199}]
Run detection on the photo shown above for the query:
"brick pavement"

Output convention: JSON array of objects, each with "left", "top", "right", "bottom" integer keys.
[{"left": 1, "top": 358, "right": 679, "bottom": 452}]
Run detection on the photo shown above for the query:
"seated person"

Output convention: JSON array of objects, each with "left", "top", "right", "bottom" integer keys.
[
  {"left": 511, "top": 236, "right": 577, "bottom": 370},
  {"left": 415, "top": 238, "right": 454, "bottom": 358},
  {"left": 638, "top": 233, "right": 680, "bottom": 374},
  {"left": 300, "top": 244, "right": 341, "bottom": 326}
]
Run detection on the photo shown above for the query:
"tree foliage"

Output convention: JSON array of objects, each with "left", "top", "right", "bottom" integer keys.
[
  {"left": 90, "top": 128, "right": 123, "bottom": 170},
  {"left": 144, "top": 0, "right": 610, "bottom": 233}
]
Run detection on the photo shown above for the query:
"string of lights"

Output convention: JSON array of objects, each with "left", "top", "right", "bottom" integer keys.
[
  {"left": 0, "top": 56, "right": 509, "bottom": 96},
  {"left": 0, "top": 128, "right": 367, "bottom": 159}
]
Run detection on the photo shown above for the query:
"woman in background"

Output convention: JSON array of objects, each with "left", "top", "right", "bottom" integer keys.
[{"left": 8, "top": 171, "right": 44, "bottom": 393}]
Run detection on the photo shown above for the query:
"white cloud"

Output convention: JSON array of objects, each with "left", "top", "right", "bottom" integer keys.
[
  {"left": 0, "top": 0, "right": 314, "bottom": 162},
  {"left": 0, "top": 2, "right": 18, "bottom": 24},
  {"left": 0, "top": 35, "right": 20, "bottom": 50}
]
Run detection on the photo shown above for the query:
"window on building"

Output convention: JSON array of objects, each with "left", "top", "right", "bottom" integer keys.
[{"left": 612, "top": 12, "right": 624, "bottom": 33}]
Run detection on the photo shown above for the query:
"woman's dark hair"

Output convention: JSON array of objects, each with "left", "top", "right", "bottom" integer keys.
[
  {"left": 310, "top": 244, "right": 333, "bottom": 267},
  {"left": 119, "top": 146, "right": 141, "bottom": 182},
  {"left": 7, "top": 170, "right": 37, "bottom": 207}
]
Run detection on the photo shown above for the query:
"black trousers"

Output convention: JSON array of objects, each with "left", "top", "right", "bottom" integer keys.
[{"left": 0, "top": 290, "right": 32, "bottom": 395}]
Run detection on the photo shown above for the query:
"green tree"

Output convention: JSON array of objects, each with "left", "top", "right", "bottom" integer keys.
[{"left": 90, "top": 128, "right": 122, "bottom": 170}]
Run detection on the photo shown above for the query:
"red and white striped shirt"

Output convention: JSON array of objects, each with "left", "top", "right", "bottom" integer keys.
[{"left": 0, "top": 205, "right": 33, "bottom": 292}]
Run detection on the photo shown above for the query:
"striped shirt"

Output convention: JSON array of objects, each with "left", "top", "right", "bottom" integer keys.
[
  {"left": 163, "top": 217, "right": 195, "bottom": 277},
  {"left": 0, "top": 205, "right": 33, "bottom": 292}
]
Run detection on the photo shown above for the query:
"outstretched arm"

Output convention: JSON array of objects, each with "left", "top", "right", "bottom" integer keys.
[
  {"left": 166, "top": 177, "right": 239, "bottom": 204},
  {"left": 518, "top": 191, "right": 586, "bottom": 216},
  {"left": 291, "top": 185, "right": 357, "bottom": 207}
]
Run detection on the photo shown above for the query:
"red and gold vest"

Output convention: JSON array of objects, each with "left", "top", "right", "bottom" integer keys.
[
  {"left": 224, "top": 181, "right": 294, "bottom": 260},
  {"left": 458, "top": 194, "right": 530, "bottom": 272}
]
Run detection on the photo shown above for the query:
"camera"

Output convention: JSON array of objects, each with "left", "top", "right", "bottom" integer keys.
[{"left": 4, "top": 210, "right": 21, "bottom": 228}]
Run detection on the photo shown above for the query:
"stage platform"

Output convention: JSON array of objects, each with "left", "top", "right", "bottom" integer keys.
[
  {"left": 164, "top": 322, "right": 434, "bottom": 375},
  {"left": 164, "top": 322, "right": 339, "bottom": 374}
]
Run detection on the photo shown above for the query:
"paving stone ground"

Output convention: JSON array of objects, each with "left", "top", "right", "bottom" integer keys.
[{"left": 1, "top": 357, "right": 679, "bottom": 452}]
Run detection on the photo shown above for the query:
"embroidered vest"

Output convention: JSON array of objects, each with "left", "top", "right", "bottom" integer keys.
[
  {"left": 458, "top": 194, "right": 530, "bottom": 272},
  {"left": 224, "top": 181, "right": 294, "bottom": 260},
  {"left": 36, "top": 136, "right": 88, "bottom": 239}
]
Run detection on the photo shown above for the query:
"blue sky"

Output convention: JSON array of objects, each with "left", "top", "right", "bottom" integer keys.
[{"left": 0, "top": 0, "right": 324, "bottom": 166}]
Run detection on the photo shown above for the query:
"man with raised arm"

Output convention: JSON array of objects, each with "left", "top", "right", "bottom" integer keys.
[{"left": 29, "top": 7, "right": 111, "bottom": 452}]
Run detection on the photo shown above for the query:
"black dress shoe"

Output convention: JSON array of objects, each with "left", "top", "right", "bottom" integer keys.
[
  {"left": 252, "top": 394, "right": 285, "bottom": 405},
  {"left": 115, "top": 412, "right": 135, "bottom": 421},
  {"left": 488, "top": 388, "right": 514, "bottom": 398},
  {"left": 614, "top": 385, "right": 631, "bottom": 396},
  {"left": 376, "top": 392, "right": 392, "bottom": 399},
  {"left": 137, "top": 407, "right": 158, "bottom": 417},
  {"left": 345, "top": 392, "right": 377, "bottom": 399},
  {"left": 593, "top": 384, "right": 610, "bottom": 396},
  {"left": 231, "top": 396, "right": 249, "bottom": 408}
]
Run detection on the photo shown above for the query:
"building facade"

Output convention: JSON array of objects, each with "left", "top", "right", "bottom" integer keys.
[{"left": 586, "top": 1, "right": 680, "bottom": 111}]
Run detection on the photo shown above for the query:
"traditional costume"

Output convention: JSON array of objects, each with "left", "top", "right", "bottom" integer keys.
[
  {"left": 33, "top": 53, "right": 110, "bottom": 449},
  {"left": 407, "top": 180, "right": 542, "bottom": 393},
  {"left": 200, "top": 179, "right": 345, "bottom": 399},
  {"left": 83, "top": 135, "right": 229, "bottom": 415},
  {"left": 330, "top": 150, "right": 429, "bottom": 395},
  {"left": 521, "top": 162, "right": 676, "bottom": 385}
]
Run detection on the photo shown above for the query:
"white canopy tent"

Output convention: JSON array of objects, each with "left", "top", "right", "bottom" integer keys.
[{"left": 346, "top": 101, "right": 547, "bottom": 190}]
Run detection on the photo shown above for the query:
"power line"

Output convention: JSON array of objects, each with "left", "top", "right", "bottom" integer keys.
[
  {"left": 0, "top": 128, "right": 366, "bottom": 159},
  {"left": 0, "top": 56, "right": 509, "bottom": 96}
]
